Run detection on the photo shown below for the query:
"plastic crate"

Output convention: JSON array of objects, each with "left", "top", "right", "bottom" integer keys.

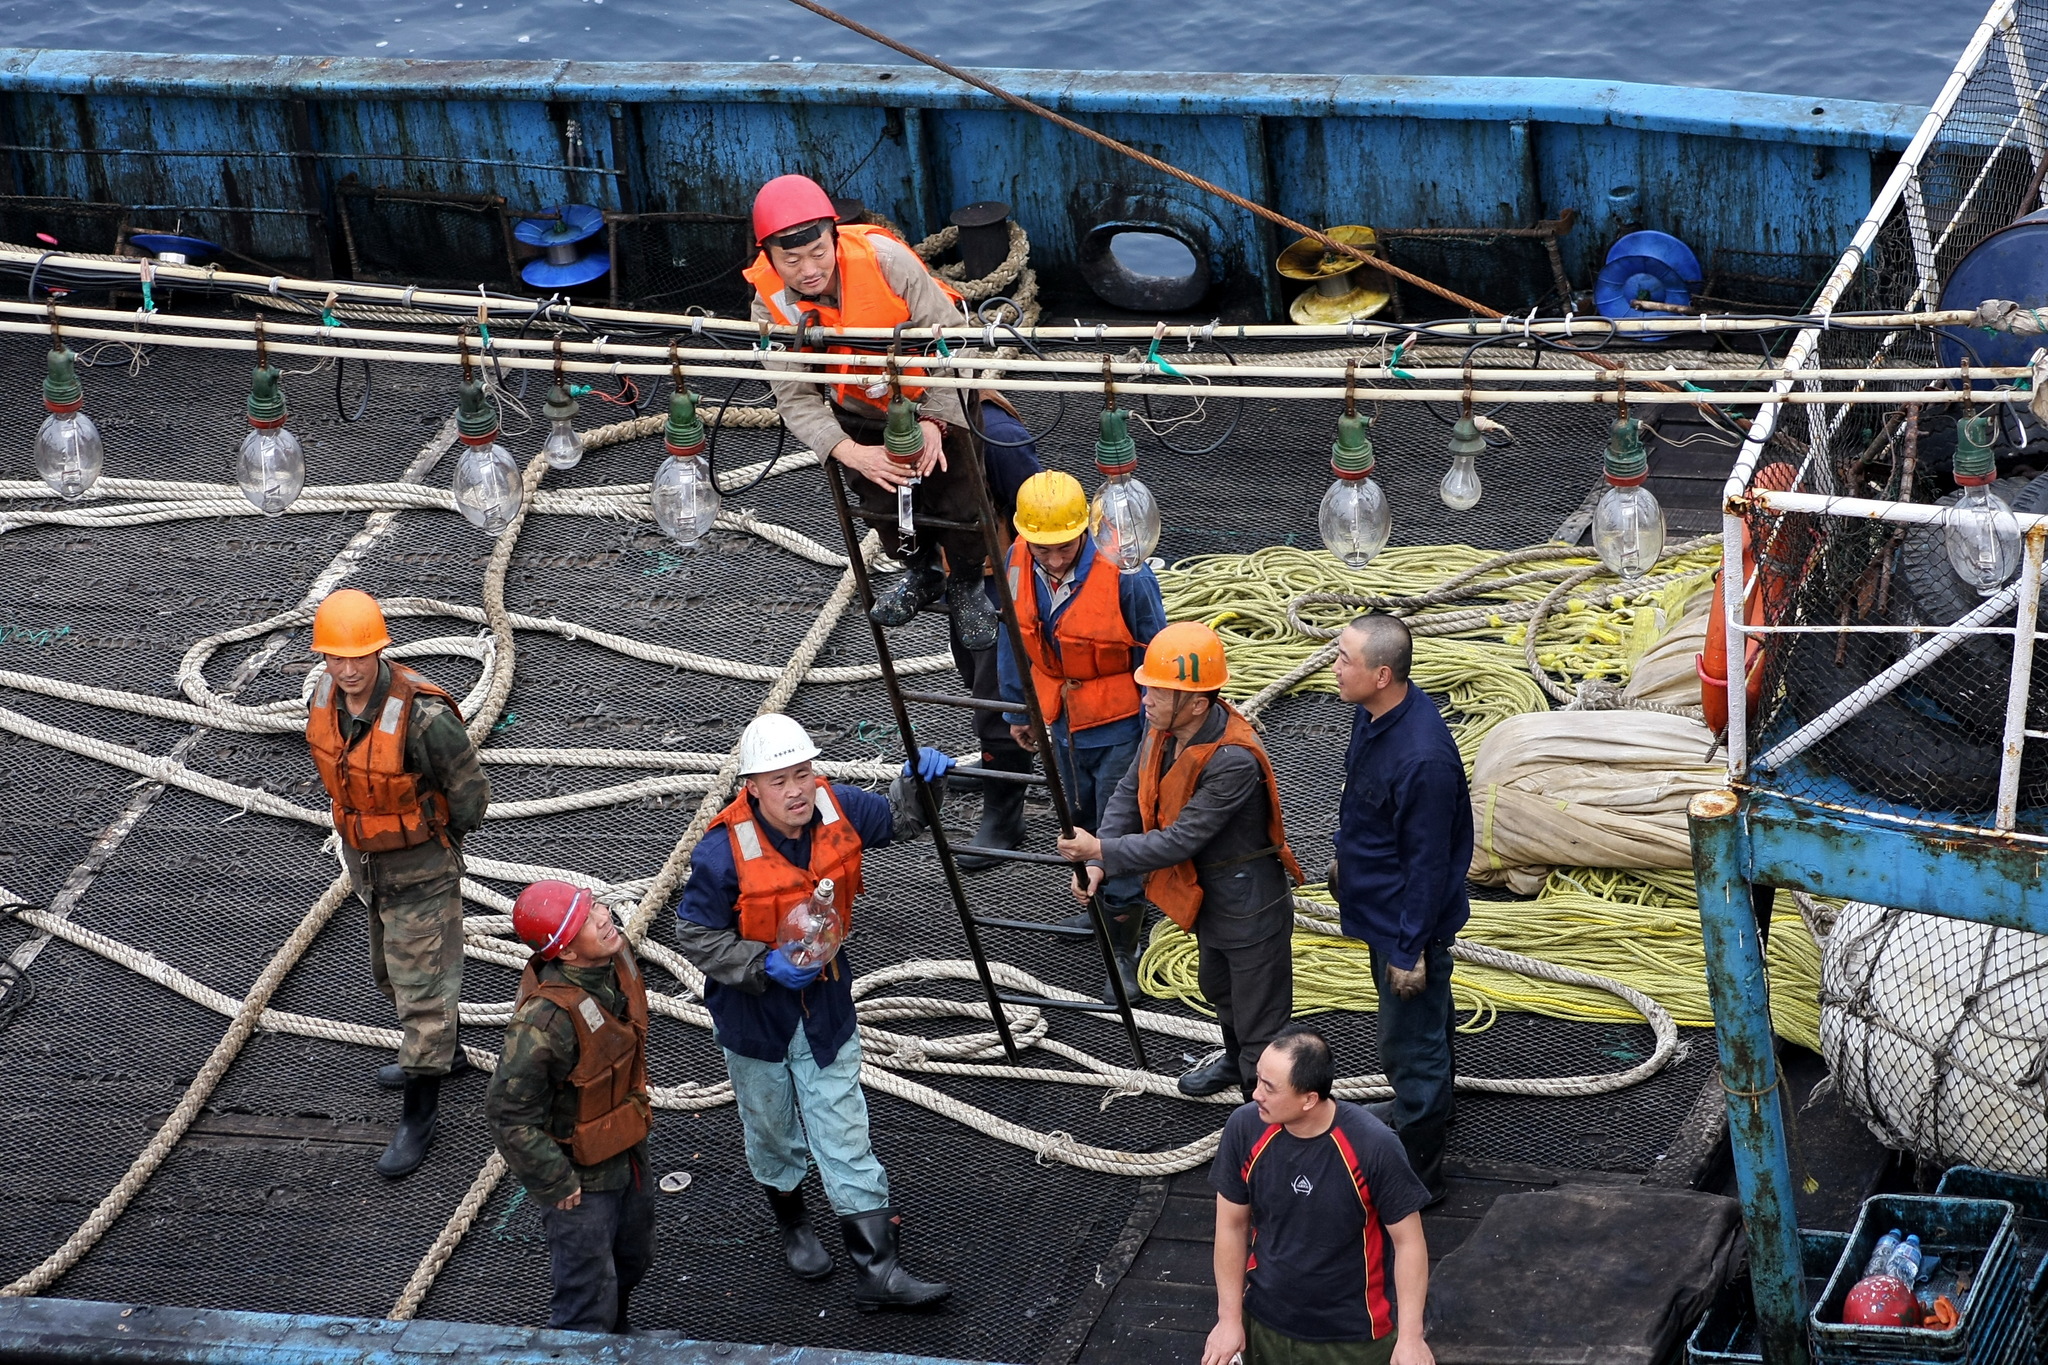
[
  {"left": 1687, "top": 1230, "right": 1850, "bottom": 1365},
  {"left": 1810, "top": 1195, "right": 2023, "bottom": 1364},
  {"left": 1936, "top": 1169, "right": 2048, "bottom": 1360}
]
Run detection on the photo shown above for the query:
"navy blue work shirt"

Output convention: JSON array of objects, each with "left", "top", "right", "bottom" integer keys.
[
  {"left": 1334, "top": 687, "right": 1473, "bottom": 970},
  {"left": 675, "top": 782, "right": 894, "bottom": 1066},
  {"left": 995, "top": 532, "right": 1167, "bottom": 749}
]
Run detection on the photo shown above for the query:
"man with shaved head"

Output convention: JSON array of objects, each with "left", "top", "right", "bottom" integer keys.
[{"left": 1328, "top": 614, "right": 1471, "bottom": 1203}]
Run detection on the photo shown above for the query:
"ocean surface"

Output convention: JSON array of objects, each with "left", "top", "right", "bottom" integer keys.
[{"left": 0, "top": 0, "right": 1984, "bottom": 107}]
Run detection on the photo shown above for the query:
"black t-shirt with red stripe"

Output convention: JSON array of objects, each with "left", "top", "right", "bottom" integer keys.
[{"left": 1211, "top": 1100, "right": 1430, "bottom": 1343}]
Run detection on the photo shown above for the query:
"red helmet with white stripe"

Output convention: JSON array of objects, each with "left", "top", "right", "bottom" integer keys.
[{"left": 512, "top": 880, "right": 593, "bottom": 960}]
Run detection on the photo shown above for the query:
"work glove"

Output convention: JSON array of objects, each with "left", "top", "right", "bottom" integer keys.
[
  {"left": 763, "top": 946, "right": 823, "bottom": 991},
  {"left": 1384, "top": 960, "right": 1428, "bottom": 1000},
  {"left": 902, "top": 746, "right": 956, "bottom": 784}
]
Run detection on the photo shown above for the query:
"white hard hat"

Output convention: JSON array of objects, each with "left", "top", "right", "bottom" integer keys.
[{"left": 737, "top": 713, "right": 820, "bottom": 775}]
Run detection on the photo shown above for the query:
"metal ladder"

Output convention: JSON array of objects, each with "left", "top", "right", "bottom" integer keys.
[{"left": 818, "top": 421, "right": 1151, "bottom": 1070}]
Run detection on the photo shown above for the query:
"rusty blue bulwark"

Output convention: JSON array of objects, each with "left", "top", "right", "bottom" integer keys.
[
  {"left": 0, "top": 1295, "right": 988, "bottom": 1365},
  {"left": 1693, "top": 789, "right": 2048, "bottom": 1365},
  {"left": 0, "top": 49, "right": 1922, "bottom": 317}
]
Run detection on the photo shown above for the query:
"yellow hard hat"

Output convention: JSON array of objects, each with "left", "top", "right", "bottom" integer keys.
[{"left": 1013, "top": 470, "right": 1089, "bottom": 545}]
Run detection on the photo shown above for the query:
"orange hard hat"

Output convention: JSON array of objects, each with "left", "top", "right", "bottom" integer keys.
[
  {"left": 753, "top": 174, "right": 838, "bottom": 246},
  {"left": 512, "top": 880, "right": 593, "bottom": 960},
  {"left": 310, "top": 589, "right": 391, "bottom": 658},
  {"left": 1134, "top": 621, "right": 1229, "bottom": 692}
]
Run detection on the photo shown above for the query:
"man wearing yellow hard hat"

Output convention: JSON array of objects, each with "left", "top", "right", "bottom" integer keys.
[
  {"left": 1057, "top": 623, "right": 1303, "bottom": 1100},
  {"left": 305, "top": 588, "right": 491, "bottom": 1179},
  {"left": 984, "top": 470, "right": 1166, "bottom": 999}
]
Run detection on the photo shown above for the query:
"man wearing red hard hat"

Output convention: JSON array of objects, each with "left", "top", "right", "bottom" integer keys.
[
  {"left": 488, "top": 879, "right": 655, "bottom": 1334},
  {"left": 743, "top": 173, "right": 1005, "bottom": 651}
]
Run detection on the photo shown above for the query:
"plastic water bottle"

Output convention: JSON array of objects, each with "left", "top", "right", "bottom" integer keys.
[
  {"left": 1864, "top": 1229, "right": 1904, "bottom": 1278},
  {"left": 779, "top": 878, "right": 844, "bottom": 968},
  {"left": 1883, "top": 1233, "right": 1924, "bottom": 1286}
]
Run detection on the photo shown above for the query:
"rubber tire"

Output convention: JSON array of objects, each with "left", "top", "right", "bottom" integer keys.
[
  {"left": 1778, "top": 631, "right": 2001, "bottom": 815},
  {"left": 1885, "top": 476, "right": 2038, "bottom": 741}
]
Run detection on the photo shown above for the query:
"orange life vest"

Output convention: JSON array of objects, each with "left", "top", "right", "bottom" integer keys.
[
  {"left": 305, "top": 662, "right": 461, "bottom": 854},
  {"left": 1135, "top": 703, "right": 1304, "bottom": 931},
  {"left": 514, "top": 946, "right": 653, "bottom": 1167},
  {"left": 1698, "top": 462, "right": 1802, "bottom": 732},
  {"left": 742, "top": 222, "right": 964, "bottom": 412},
  {"left": 1007, "top": 537, "right": 1143, "bottom": 733},
  {"left": 709, "top": 779, "right": 867, "bottom": 946}
]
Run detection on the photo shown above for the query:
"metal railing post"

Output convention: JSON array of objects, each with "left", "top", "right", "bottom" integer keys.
[
  {"left": 1690, "top": 790, "right": 1809, "bottom": 1365},
  {"left": 1995, "top": 525, "right": 2045, "bottom": 828}
]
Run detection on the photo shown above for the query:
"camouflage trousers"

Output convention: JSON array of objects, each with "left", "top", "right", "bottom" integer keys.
[{"left": 365, "top": 880, "right": 465, "bottom": 1076}]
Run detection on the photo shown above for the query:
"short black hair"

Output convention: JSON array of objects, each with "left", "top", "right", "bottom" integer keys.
[
  {"left": 1268, "top": 1022, "right": 1335, "bottom": 1103},
  {"left": 1345, "top": 613, "right": 1413, "bottom": 683}
]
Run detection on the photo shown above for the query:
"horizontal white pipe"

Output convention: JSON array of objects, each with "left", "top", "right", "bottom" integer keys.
[
  {"left": 1743, "top": 488, "right": 2048, "bottom": 531},
  {"left": 1756, "top": 576, "right": 2027, "bottom": 769}
]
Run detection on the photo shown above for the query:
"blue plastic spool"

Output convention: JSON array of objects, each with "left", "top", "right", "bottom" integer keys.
[
  {"left": 127, "top": 232, "right": 221, "bottom": 262},
  {"left": 1937, "top": 218, "right": 2048, "bottom": 383},
  {"left": 514, "top": 203, "right": 610, "bottom": 287},
  {"left": 1595, "top": 229, "right": 1703, "bottom": 342}
]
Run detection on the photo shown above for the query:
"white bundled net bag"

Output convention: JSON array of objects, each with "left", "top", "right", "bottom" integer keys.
[{"left": 1820, "top": 902, "right": 2048, "bottom": 1173}]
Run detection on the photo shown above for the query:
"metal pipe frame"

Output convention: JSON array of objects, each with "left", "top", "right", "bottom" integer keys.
[{"left": 1995, "top": 526, "right": 2045, "bottom": 826}]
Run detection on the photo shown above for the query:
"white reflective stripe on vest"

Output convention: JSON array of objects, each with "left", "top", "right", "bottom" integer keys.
[
  {"left": 816, "top": 787, "right": 840, "bottom": 825},
  {"left": 377, "top": 695, "right": 405, "bottom": 734},
  {"left": 733, "top": 819, "right": 765, "bottom": 861},
  {"left": 314, "top": 673, "right": 334, "bottom": 707}
]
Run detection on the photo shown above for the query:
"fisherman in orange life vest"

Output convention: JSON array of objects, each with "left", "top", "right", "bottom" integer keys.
[
  {"left": 672, "top": 714, "right": 955, "bottom": 1310},
  {"left": 988, "top": 470, "right": 1167, "bottom": 1002},
  {"left": 1057, "top": 623, "right": 1304, "bottom": 1102},
  {"left": 743, "top": 173, "right": 1006, "bottom": 652},
  {"left": 488, "top": 881, "right": 655, "bottom": 1335},
  {"left": 304, "top": 588, "right": 490, "bottom": 1180}
]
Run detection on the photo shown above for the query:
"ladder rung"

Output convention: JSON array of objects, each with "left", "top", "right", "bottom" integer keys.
[
  {"left": 950, "top": 843, "right": 1075, "bottom": 867},
  {"left": 953, "top": 763, "right": 1042, "bottom": 787},
  {"left": 912, "top": 515, "right": 985, "bottom": 533},
  {"left": 901, "top": 689, "right": 1019, "bottom": 714},
  {"left": 972, "top": 914, "right": 1095, "bottom": 937},
  {"left": 998, "top": 991, "right": 1123, "bottom": 1014}
]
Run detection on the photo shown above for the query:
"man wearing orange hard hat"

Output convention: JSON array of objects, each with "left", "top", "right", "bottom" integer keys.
[
  {"left": 1056, "top": 623, "right": 1303, "bottom": 1102},
  {"left": 305, "top": 587, "right": 490, "bottom": 1179},
  {"left": 488, "top": 880, "right": 655, "bottom": 1334},
  {"left": 743, "top": 173, "right": 1004, "bottom": 651}
]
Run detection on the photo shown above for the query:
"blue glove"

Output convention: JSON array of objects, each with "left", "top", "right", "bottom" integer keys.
[
  {"left": 902, "top": 745, "right": 956, "bottom": 784},
  {"left": 763, "top": 946, "right": 823, "bottom": 991}
]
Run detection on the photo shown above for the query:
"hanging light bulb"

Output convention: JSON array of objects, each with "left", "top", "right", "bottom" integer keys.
[
  {"left": 540, "top": 383, "right": 585, "bottom": 470},
  {"left": 449, "top": 377, "right": 523, "bottom": 537},
  {"left": 1440, "top": 414, "right": 1485, "bottom": 511},
  {"left": 1945, "top": 412, "right": 2020, "bottom": 594},
  {"left": 1590, "top": 416, "right": 1665, "bottom": 579},
  {"left": 1318, "top": 411, "right": 1390, "bottom": 568},
  {"left": 1089, "top": 406, "right": 1161, "bottom": 571},
  {"left": 882, "top": 394, "right": 924, "bottom": 538},
  {"left": 236, "top": 364, "right": 306, "bottom": 516},
  {"left": 34, "top": 346, "right": 103, "bottom": 500},
  {"left": 651, "top": 386, "right": 720, "bottom": 546}
]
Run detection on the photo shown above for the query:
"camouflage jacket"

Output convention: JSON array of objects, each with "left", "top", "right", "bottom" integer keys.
[
  {"left": 485, "top": 958, "right": 640, "bottom": 1205},
  {"left": 335, "top": 659, "right": 490, "bottom": 898}
]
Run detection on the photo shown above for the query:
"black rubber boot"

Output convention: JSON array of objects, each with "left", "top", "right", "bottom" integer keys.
[
  {"left": 613, "top": 1287, "right": 635, "bottom": 1334},
  {"left": 956, "top": 749, "right": 1031, "bottom": 872},
  {"left": 947, "top": 571, "right": 1001, "bottom": 652},
  {"left": 1101, "top": 904, "right": 1146, "bottom": 1004},
  {"left": 376, "top": 1074, "right": 440, "bottom": 1179},
  {"left": 841, "top": 1208, "right": 951, "bottom": 1312},
  {"left": 375, "top": 1047, "right": 471, "bottom": 1091},
  {"left": 870, "top": 548, "right": 945, "bottom": 628},
  {"left": 1177, "top": 1050, "right": 1240, "bottom": 1098},
  {"left": 764, "top": 1184, "right": 833, "bottom": 1281}
]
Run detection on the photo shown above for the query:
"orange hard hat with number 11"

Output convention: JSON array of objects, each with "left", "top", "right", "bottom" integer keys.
[{"left": 1134, "top": 621, "right": 1229, "bottom": 692}]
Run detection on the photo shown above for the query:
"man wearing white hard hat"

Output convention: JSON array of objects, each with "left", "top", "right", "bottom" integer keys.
[{"left": 674, "top": 713, "right": 956, "bottom": 1311}]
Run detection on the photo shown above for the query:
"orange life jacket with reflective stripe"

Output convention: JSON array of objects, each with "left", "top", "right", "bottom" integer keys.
[
  {"left": 514, "top": 946, "right": 653, "bottom": 1167},
  {"left": 1135, "top": 704, "right": 1304, "bottom": 930},
  {"left": 1007, "top": 537, "right": 1143, "bottom": 733},
  {"left": 709, "top": 779, "right": 867, "bottom": 946},
  {"left": 305, "top": 662, "right": 461, "bottom": 854},
  {"left": 742, "top": 223, "right": 964, "bottom": 411}
]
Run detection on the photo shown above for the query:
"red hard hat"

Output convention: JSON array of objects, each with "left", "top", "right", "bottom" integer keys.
[
  {"left": 1841, "top": 1275, "right": 1919, "bottom": 1327},
  {"left": 513, "top": 880, "right": 593, "bottom": 960},
  {"left": 753, "top": 174, "right": 838, "bottom": 245}
]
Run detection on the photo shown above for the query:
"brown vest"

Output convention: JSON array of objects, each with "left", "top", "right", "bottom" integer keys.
[
  {"left": 514, "top": 947, "right": 653, "bottom": 1167},
  {"left": 305, "top": 662, "right": 460, "bottom": 853},
  {"left": 1135, "top": 703, "right": 1305, "bottom": 930}
]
